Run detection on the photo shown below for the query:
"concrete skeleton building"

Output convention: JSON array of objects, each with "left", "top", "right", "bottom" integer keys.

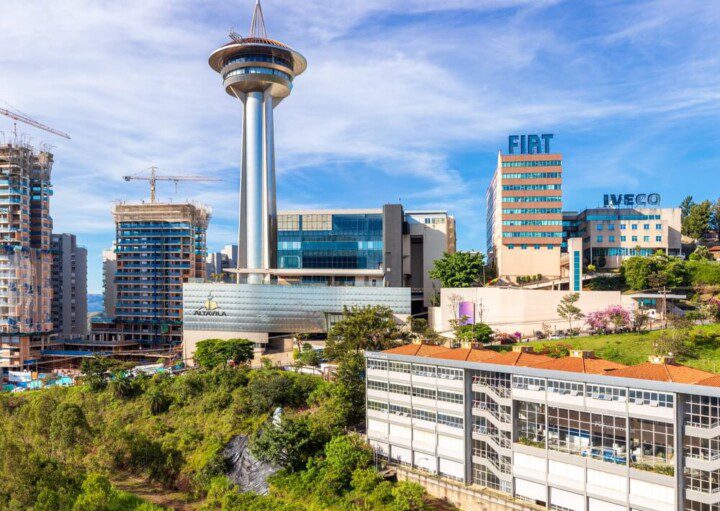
[
  {"left": 366, "top": 343, "right": 720, "bottom": 511},
  {"left": 102, "top": 247, "right": 117, "bottom": 318},
  {"left": 109, "top": 202, "right": 209, "bottom": 346},
  {"left": 50, "top": 233, "right": 87, "bottom": 338},
  {"left": 0, "top": 143, "right": 54, "bottom": 368}
]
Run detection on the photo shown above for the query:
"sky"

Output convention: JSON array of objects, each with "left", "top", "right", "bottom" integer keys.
[{"left": 1, "top": 0, "right": 719, "bottom": 293}]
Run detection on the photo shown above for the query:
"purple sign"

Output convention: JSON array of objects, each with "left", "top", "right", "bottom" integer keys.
[{"left": 458, "top": 301, "right": 475, "bottom": 325}]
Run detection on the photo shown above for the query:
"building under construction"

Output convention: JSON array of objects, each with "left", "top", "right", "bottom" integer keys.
[
  {"left": 0, "top": 143, "right": 55, "bottom": 368},
  {"left": 110, "top": 202, "right": 210, "bottom": 346}
]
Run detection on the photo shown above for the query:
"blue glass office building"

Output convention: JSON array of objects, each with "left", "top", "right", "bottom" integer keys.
[{"left": 277, "top": 211, "right": 385, "bottom": 285}]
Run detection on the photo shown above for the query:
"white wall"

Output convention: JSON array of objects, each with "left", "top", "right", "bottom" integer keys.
[{"left": 438, "top": 287, "right": 634, "bottom": 336}]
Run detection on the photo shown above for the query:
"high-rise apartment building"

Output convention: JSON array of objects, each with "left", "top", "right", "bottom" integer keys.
[
  {"left": 102, "top": 247, "right": 117, "bottom": 318},
  {"left": 51, "top": 233, "right": 87, "bottom": 338},
  {"left": 206, "top": 244, "right": 238, "bottom": 282},
  {"left": 487, "top": 135, "right": 563, "bottom": 282},
  {"left": 113, "top": 202, "right": 209, "bottom": 345},
  {"left": 0, "top": 144, "right": 54, "bottom": 368}
]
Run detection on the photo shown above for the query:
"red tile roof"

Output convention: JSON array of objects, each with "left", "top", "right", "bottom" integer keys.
[{"left": 378, "top": 344, "right": 720, "bottom": 388}]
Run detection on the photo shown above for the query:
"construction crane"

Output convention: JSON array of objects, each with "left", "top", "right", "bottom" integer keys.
[
  {"left": 0, "top": 99, "right": 71, "bottom": 139},
  {"left": 123, "top": 166, "right": 220, "bottom": 203}
]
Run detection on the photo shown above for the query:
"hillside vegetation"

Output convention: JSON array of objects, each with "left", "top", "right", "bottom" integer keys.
[{"left": 510, "top": 323, "right": 720, "bottom": 372}]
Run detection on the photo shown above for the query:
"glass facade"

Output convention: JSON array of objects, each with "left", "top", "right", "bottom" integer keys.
[{"left": 278, "top": 213, "right": 383, "bottom": 270}]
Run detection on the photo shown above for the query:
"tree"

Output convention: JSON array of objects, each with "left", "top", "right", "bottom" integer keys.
[
  {"left": 325, "top": 305, "right": 405, "bottom": 360},
  {"left": 712, "top": 198, "right": 720, "bottom": 234},
  {"left": 452, "top": 321, "right": 493, "bottom": 345},
  {"left": 72, "top": 473, "right": 115, "bottom": 511},
  {"left": 557, "top": 293, "right": 584, "bottom": 330},
  {"left": 80, "top": 356, "right": 125, "bottom": 392},
  {"left": 680, "top": 195, "right": 695, "bottom": 223},
  {"left": 330, "top": 351, "right": 367, "bottom": 427},
  {"left": 194, "top": 338, "right": 254, "bottom": 369},
  {"left": 250, "top": 415, "right": 330, "bottom": 472},
  {"left": 683, "top": 200, "right": 712, "bottom": 241},
  {"left": 429, "top": 251, "right": 484, "bottom": 288},
  {"left": 689, "top": 245, "right": 713, "bottom": 261},
  {"left": 621, "top": 251, "right": 688, "bottom": 290},
  {"left": 391, "top": 481, "right": 429, "bottom": 511}
]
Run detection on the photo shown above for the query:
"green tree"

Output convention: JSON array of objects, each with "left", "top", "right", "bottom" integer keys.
[
  {"left": 194, "top": 338, "right": 254, "bottom": 369},
  {"left": 72, "top": 473, "right": 115, "bottom": 511},
  {"left": 429, "top": 251, "right": 484, "bottom": 288},
  {"left": 683, "top": 200, "right": 712, "bottom": 241},
  {"left": 689, "top": 245, "right": 713, "bottom": 261},
  {"left": 711, "top": 198, "right": 720, "bottom": 234},
  {"left": 452, "top": 321, "right": 493, "bottom": 344},
  {"left": 680, "top": 195, "right": 695, "bottom": 223},
  {"left": 557, "top": 293, "right": 584, "bottom": 330},
  {"left": 391, "top": 481, "right": 429, "bottom": 511},
  {"left": 325, "top": 305, "right": 405, "bottom": 360},
  {"left": 50, "top": 403, "right": 90, "bottom": 456},
  {"left": 80, "top": 356, "right": 124, "bottom": 392},
  {"left": 622, "top": 251, "right": 688, "bottom": 290},
  {"left": 320, "top": 434, "right": 373, "bottom": 492},
  {"left": 250, "top": 416, "right": 330, "bottom": 472},
  {"left": 329, "top": 351, "right": 367, "bottom": 427}
]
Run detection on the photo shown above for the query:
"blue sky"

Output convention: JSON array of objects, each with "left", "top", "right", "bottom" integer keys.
[{"left": 1, "top": 0, "right": 719, "bottom": 293}]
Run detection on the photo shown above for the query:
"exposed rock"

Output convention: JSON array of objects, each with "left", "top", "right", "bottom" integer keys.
[{"left": 223, "top": 435, "right": 279, "bottom": 495}]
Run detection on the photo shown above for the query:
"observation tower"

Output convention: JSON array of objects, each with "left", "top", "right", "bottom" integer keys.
[{"left": 209, "top": 1, "right": 307, "bottom": 283}]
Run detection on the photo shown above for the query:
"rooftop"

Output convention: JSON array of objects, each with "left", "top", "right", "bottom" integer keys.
[{"left": 377, "top": 344, "right": 720, "bottom": 388}]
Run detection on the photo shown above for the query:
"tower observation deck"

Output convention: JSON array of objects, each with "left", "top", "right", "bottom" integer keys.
[{"left": 209, "top": 0, "right": 307, "bottom": 284}]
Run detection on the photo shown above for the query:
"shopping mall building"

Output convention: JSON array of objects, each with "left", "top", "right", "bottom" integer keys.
[{"left": 365, "top": 343, "right": 720, "bottom": 511}]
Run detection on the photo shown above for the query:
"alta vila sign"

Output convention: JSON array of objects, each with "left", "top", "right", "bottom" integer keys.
[{"left": 193, "top": 293, "right": 227, "bottom": 316}]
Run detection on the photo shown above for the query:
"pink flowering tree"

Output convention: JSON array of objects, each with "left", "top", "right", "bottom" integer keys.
[{"left": 586, "top": 305, "right": 632, "bottom": 333}]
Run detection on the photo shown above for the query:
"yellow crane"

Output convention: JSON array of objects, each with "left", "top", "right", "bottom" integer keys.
[
  {"left": 123, "top": 166, "right": 220, "bottom": 203},
  {"left": 0, "top": 99, "right": 71, "bottom": 139}
]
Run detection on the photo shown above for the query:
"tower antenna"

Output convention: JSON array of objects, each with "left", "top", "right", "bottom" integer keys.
[{"left": 249, "top": 0, "right": 268, "bottom": 38}]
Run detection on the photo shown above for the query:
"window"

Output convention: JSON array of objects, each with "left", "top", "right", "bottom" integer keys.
[
  {"left": 609, "top": 236, "right": 615, "bottom": 242},
  {"left": 685, "top": 395, "right": 720, "bottom": 428},
  {"left": 597, "top": 224, "right": 604, "bottom": 231},
  {"left": 608, "top": 224, "right": 615, "bottom": 231},
  {"left": 513, "top": 375, "right": 546, "bottom": 391},
  {"left": 630, "top": 418, "right": 674, "bottom": 471},
  {"left": 501, "top": 160, "right": 562, "bottom": 167},
  {"left": 412, "top": 364, "right": 436, "bottom": 377},
  {"left": 643, "top": 236, "right": 650, "bottom": 242},
  {"left": 621, "top": 236, "right": 627, "bottom": 242},
  {"left": 656, "top": 224, "right": 662, "bottom": 230},
  {"left": 367, "top": 380, "right": 388, "bottom": 391},
  {"left": 629, "top": 389, "right": 674, "bottom": 408},
  {"left": 656, "top": 236, "right": 662, "bottom": 242},
  {"left": 367, "top": 400, "right": 388, "bottom": 412},
  {"left": 586, "top": 384, "right": 626, "bottom": 402},
  {"left": 534, "top": 245, "right": 540, "bottom": 250},
  {"left": 620, "top": 224, "right": 627, "bottom": 230},
  {"left": 503, "top": 232, "right": 563, "bottom": 238},
  {"left": 517, "top": 401, "right": 546, "bottom": 446},
  {"left": 388, "top": 361, "right": 410, "bottom": 374},
  {"left": 596, "top": 236, "right": 603, "bottom": 242},
  {"left": 686, "top": 468, "right": 720, "bottom": 495},
  {"left": 437, "top": 413, "right": 463, "bottom": 429},
  {"left": 547, "top": 407, "right": 626, "bottom": 464},
  {"left": 548, "top": 380, "right": 583, "bottom": 396},
  {"left": 632, "top": 224, "right": 638, "bottom": 230},
  {"left": 632, "top": 236, "right": 638, "bottom": 242},
  {"left": 548, "top": 245, "right": 554, "bottom": 249},
  {"left": 502, "top": 172, "right": 562, "bottom": 179},
  {"left": 502, "top": 220, "right": 563, "bottom": 226},
  {"left": 438, "top": 367, "right": 463, "bottom": 381},
  {"left": 412, "top": 386, "right": 436, "bottom": 400},
  {"left": 389, "top": 403, "right": 411, "bottom": 417},
  {"left": 684, "top": 435, "right": 720, "bottom": 462},
  {"left": 437, "top": 390, "right": 463, "bottom": 404},
  {"left": 643, "top": 224, "right": 650, "bottom": 230},
  {"left": 508, "top": 244, "right": 514, "bottom": 249},
  {"left": 388, "top": 383, "right": 411, "bottom": 395},
  {"left": 502, "top": 196, "right": 562, "bottom": 203},
  {"left": 412, "top": 408, "right": 436, "bottom": 423},
  {"left": 367, "top": 359, "right": 387, "bottom": 371},
  {"left": 502, "top": 184, "right": 561, "bottom": 191},
  {"left": 521, "top": 244, "right": 528, "bottom": 249}
]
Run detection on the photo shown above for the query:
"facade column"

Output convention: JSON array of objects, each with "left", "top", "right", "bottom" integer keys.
[{"left": 244, "top": 91, "right": 264, "bottom": 284}]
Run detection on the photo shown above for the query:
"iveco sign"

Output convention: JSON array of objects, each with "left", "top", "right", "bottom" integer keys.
[
  {"left": 508, "top": 134, "right": 554, "bottom": 154},
  {"left": 603, "top": 193, "right": 661, "bottom": 207}
]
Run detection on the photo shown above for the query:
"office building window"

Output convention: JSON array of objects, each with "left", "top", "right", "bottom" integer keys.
[
  {"left": 437, "top": 390, "right": 463, "bottom": 404},
  {"left": 547, "top": 407, "right": 627, "bottom": 464},
  {"left": 508, "top": 244, "right": 514, "bottom": 249},
  {"left": 609, "top": 236, "right": 615, "bottom": 242},
  {"left": 620, "top": 224, "right": 626, "bottom": 230},
  {"left": 632, "top": 224, "right": 638, "bottom": 230},
  {"left": 388, "top": 383, "right": 411, "bottom": 395},
  {"left": 643, "top": 236, "right": 650, "bottom": 242},
  {"left": 643, "top": 224, "right": 650, "bottom": 230},
  {"left": 608, "top": 224, "right": 615, "bottom": 230},
  {"left": 501, "top": 160, "right": 562, "bottom": 167},
  {"left": 621, "top": 236, "right": 626, "bottom": 242},
  {"left": 388, "top": 361, "right": 411, "bottom": 374},
  {"left": 412, "top": 408, "right": 436, "bottom": 423},
  {"left": 586, "top": 384, "right": 626, "bottom": 402},
  {"left": 412, "top": 386, "right": 436, "bottom": 400},
  {"left": 517, "top": 401, "right": 546, "bottom": 446},
  {"left": 684, "top": 436, "right": 720, "bottom": 462},
  {"left": 629, "top": 389, "right": 674, "bottom": 407},
  {"left": 597, "top": 224, "right": 603, "bottom": 231},
  {"left": 521, "top": 244, "right": 528, "bottom": 249},
  {"left": 513, "top": 375, "right": 546, "bottom": 391},
  {"left": 656, "top": 224, "right": 662, "bottom": 230},
  {"left": 548, "top": 380, "right": 583, "bottom": 396},
  {"left": 389, "top": 404, "right": 411, "bottom": 417},
  {"left": 632, "top": 236, "right": 638, "bottom": 242},
  {"left": 437, "top": 413, "right": 463, "bottom": 429},
  {"left": 412, "top": 364, "right": 436, "bottom": 377},
  {"left": 534, "top": 245, "right": 540, "bottom": 250},
  {"left": 367, "top": 359, "right": 387, "bottom": 371},
  {"left": 548, "top": 245, "right": 554, "bottom": 249},
  {"left": 656, "top": 236, "right": 662, "bottom": 242},
  {"left": 596, "top": 236, "right": 603, "bottom": 242},
  {"left": 367, "top": 380, "right": 388, "bottom": 392},
  {"left": 367, "top": 400, "right": 388, "bottom": 412},
  {"left": 686, "top": 468, "right": 720, "bottom": 495},
  {"left": 629, "top": 418, "right": 674, "bottom": 470},
  {"left": 437, "top": 367, "right": 463, "bottom": 381}
]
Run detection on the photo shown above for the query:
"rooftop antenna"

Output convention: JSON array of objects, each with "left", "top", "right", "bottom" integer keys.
[
  {"left": 229, "top": 29, "right": 245, "bottom": 44},
  {"left": 249, "top": 0, "right": 268, "bottom": 38}
]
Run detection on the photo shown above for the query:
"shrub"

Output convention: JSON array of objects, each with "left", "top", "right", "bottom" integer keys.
[{"left": 194, "top": 338, "right": 254, "bottom": 369}]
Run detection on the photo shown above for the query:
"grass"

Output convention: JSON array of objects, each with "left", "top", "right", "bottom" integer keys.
[{"left": 503, "top": 323, "right": 720, "bottom": 372}]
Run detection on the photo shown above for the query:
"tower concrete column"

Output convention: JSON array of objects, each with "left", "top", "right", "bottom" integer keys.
[{"left": 245, "top": 91, "right": 264, "bottom": 284}]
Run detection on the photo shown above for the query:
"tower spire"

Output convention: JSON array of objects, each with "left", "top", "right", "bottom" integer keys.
[{"left": 249, "top": 0, "right": 268, "bottom": 39}]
